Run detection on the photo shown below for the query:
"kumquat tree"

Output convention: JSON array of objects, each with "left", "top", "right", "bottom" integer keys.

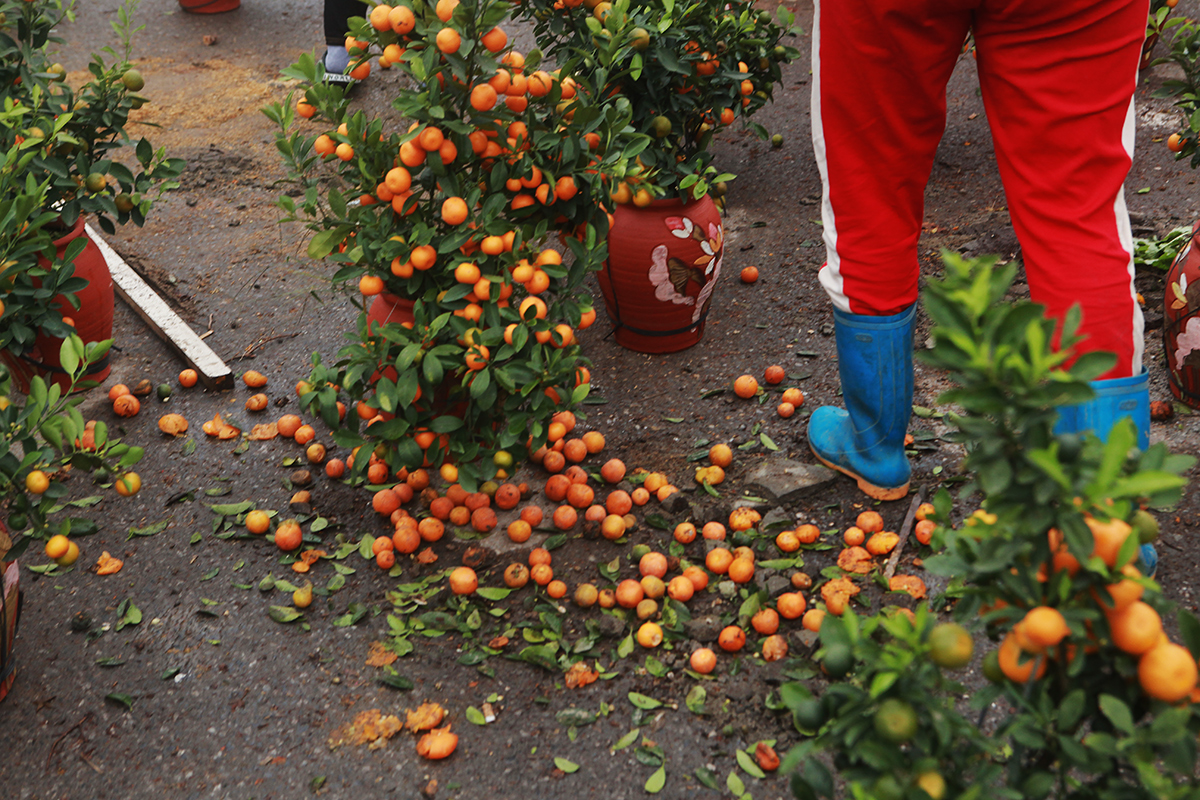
[
  {"left": 267, "top": 0, "right": 650, "bottom": 489},
  {"left": 784, "top": 253, "right": 1200, "bottom": 799},
  {"left": 515, "top": 0, "right": 799, "bottom": 202}
]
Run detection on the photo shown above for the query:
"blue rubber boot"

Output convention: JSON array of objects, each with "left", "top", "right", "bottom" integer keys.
[
  {"left": 807, "top": 304, "right": 916, "bottom": 501},
  {"left": 1053, "top": 368, "right": 1150, "bottom": 451},
  {"left": 1053, "top": 367, "right": 1155, "bottom": 576}
]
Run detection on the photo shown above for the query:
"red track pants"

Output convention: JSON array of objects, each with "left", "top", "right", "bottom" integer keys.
[{"left": 812, "top": 0, "right": 1147, "bottom": 378}]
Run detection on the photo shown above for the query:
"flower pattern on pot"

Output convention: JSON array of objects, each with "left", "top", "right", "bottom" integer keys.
[{"left": 646, "top": 215, "right": 724, "bottom": 323}]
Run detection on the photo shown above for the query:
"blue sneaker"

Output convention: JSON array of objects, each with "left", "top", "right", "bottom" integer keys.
[{"left": 807, "top": 304, "right": 915, "bottom": 501}]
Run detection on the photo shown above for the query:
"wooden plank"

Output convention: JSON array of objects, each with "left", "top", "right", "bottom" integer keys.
[
  {"left": 85, "top": 224, "right": 234, "bottom": 391},
  {"left": 883, "top": 488, "right": 925, "bottom": 581}
]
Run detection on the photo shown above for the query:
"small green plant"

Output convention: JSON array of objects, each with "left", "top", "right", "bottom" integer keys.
[
  {"left": 1133, "top": 225, "right": 1192, "bottom": 271},
  {"left": 784, "top": 253, "right": 1200, "bottom": 798},
  {"left": 1152, "top": 16, "right": 1200, "bottom": 166},
  {"left": 784, "top": 609, "right": 1001, "bottom": 800},
  {"left": 0, "top": 0, "right": 183, "bottom": 230},
  {"left": 0, "top": 336, "right": 144, "bottom": 558}
]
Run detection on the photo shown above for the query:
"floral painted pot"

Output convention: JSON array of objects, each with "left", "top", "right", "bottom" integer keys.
[
  {"left": 598, "top": 194, "right": 723, "bottom": 353},
  {"left": 1164, "top": 221, "right": 1200, "bottom": 406}
]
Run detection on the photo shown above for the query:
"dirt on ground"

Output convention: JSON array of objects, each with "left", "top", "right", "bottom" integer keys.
[{"left": 5, "top": 0, "right": 1200, "bottom": 798}]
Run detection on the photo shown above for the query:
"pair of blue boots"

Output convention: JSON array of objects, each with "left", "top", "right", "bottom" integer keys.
[{"left": 807, "top": 304, "right": 1156, "bottom": 575}]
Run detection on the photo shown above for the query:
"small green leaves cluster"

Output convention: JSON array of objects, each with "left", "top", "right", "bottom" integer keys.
[
  {"left": 785, "top": 609, "right": 1000, "bottom": 800},
  {"left": 0, "top": 336, "right": 144, "bottom": 556},
  {"left": 1151, "top": 15, "right": 1200, "bottom": 167}
]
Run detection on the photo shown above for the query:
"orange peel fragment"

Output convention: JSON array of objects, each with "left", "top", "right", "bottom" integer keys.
[{"left": 95, "top": 551, "right": 123, "bottom": 575}]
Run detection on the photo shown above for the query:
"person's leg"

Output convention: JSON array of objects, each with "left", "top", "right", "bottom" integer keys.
[
  {"left": 974, "top": 0, "right": 1153, "bottom": 572},
  {"left": 812, "top": 0, "right": 974, "bottom": 315},
  {"left": 323, "top": 0, "right": 363, "bottom": 75},
  {"left": 973, "top": 0, "right": 1147, "bottom": 381},
  {"left": 808, "top": 0, "right": 972, "bottom": 499}
]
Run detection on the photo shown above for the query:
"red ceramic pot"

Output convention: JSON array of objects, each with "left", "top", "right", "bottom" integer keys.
[
  {"left": 1165, "top": 221, "right": 1200, "bottom": 407},
  {"left": 6, "top": 217, "right": 113, "bottom": 392},
  {"left": 598, "top": 194, "right": 724, "bottom": 353},
  {"left": 367, "top": 293, "right": 416, "bottom": 331},
  {"left": 178, "top": 0, "right": 240, "bottom": 13}
]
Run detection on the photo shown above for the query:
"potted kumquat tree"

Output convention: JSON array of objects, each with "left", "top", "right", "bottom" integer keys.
[
  {"left": 516, "top": 0, "right": 800, "bottom": 352},
  {"left": 0, "top": 0, "right": 183, "bottom": 390},
  {"left": 267, "top": 0, "right": 647, "bottom": 488}
]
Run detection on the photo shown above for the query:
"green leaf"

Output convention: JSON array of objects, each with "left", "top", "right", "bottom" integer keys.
[
  {"left": 685, "top": 685, "right": 707, "bottom": 715},
  {"left": 1099, "top": 694, "right": 1134, "bottom": 734},
  {"left": 126, "top": 519, "right": 170, "bottom": 540},
  {"left": 737, "top": 749, "right": 766, "bottom": 779},
  {"left": 617, "top": 633, "right": 634, "bottom": 658},
  {"left": 332, "top": 602, "right": 368, "bottom": 627},
  {"left": 161, "top": 668, "right": 181, "bottom": 680},
  {"left": 377, "top": 674, "right": 415, "bottom": 690},
  {"left": 727, "top": 771, "right": 746, "bottom": 795},
  {"left": 645, "top": 766, "right": 666, "bottom": 794},
  {"left": 628, "top": 692, "right": 663, "bottom": 710},
  {"left": 209, "top": 501, "right": 254, "bottom": 516},
  {"left": 466, "top": 706, "right": 487, "bottom": 725},
  {"left": 645, "top": 655, "right": 667, "bottom": 677},
  {"left": 760, "top": 433, "right": 778, "bottom": 451},
  {"left": 269, "top": 606, "right": 304, "bottom": 623},
  {"left": 612, "top": 728, "right": 640, "bottom": 752},
  {"left": 476, "top": 587, "right": 512, "bottom": 601},
  {"left": 554, "top": 757, "right": 580, "bottom": 774},
  {"left": 105, "top": 692, "right": 134, "bottom": 709},
  {"left": 694, "top": 768, "right": 719, "bottom": 790},
  {"left": 115, "top": 599, "right": 141, "bottom": 631},
  {"left": 95, "top": 657, "right": 125, "bottom": 667}
]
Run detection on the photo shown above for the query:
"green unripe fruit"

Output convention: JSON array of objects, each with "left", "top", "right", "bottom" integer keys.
[
  {"left": 771, "top": 134, "right": 783, "bottom": 148},
  {"left": 114, "top": 194, "right": 135, "bottom": 213},
  {"left": 874, "top": 698, "right": 918, "bottom": 744},
  {"left": 871, "top": 775, "right": 906, "bottom": 800},
  {"left": 983, "top": 649, "right": 1004, "bottom": 684},
  {"left": 121, "top": 68, "right": 145, "bottom": 92},
  {"left": 156, "top": 383, "right": 172, "bottom": 401},
  {"left": 1133, "top": 509, "right": 1159, "bottom": 544},
  {"left": 928, "top": 622, "right": 974, "bottom": 669},
  {"left": 791, "top": 697, "right": 826, "bottom": 731},
  {"left": 629, "top": 27, "right": 650, "bottom": 51},
  {"left": 631, "top": 543, "right": 652, "bottom": 559},
  {"left": 822, "top": 642, "right": 853, "bottom": 678},
  {"left": 85, "top": 172, "right": 108, "bottom": 192},
  {"left": 651, "top": 115, "right": 672, "bottom": 138}
]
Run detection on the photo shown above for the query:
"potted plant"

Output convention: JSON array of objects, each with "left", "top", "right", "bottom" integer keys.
[
  {"left": 0, "top": 335, "right": 145, "bottom": 700},
  {"left": 266, "top": 0, "right": 647, "bottom": 488},
  {"left": 0, "top": 0, "right": 184, "bottom": 390},
  {"left": 516, "top": 0, "right": 800, "bottom": 352}
]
